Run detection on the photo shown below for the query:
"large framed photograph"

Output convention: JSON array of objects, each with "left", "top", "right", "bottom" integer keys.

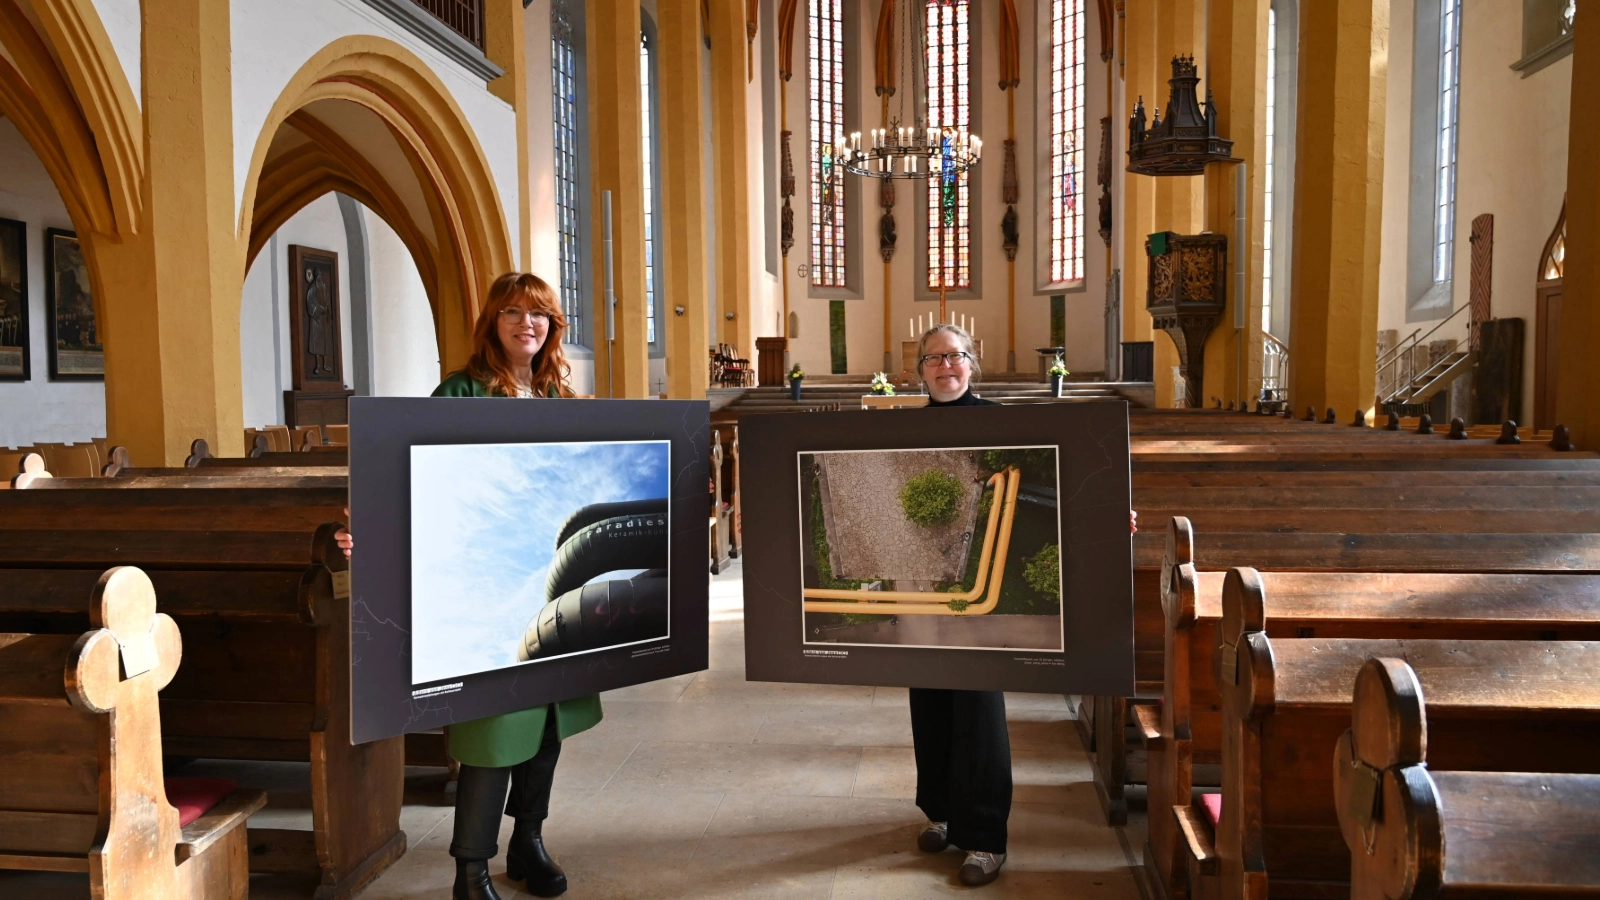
[
  {"left": 0, "top": 218, "right": 27, "bottom": 381},
  {"left": 348, "top": 397, "right": 710, "bottom": 745},
  {"left": 45, "top": 228, "right": 101, "bottom": 380},
  {"left": 742, "top": 403, "right": 1134, "bottom": 695}
]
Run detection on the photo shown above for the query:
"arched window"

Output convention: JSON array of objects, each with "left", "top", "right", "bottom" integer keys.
[
  {"left": 926, "top": 0, "right": 972, "bottom": 291},
  {"left": 1405, "top": 0, "right": 1462, "bottom": 321},
  {"left": 809, "top": 0, "right": 848, "bottom": 289},
  {"left": 552, "top": 0, "right": 587, "bottom": 346},
  {"left": 640, "top": 25, "right": 660, "bottom": 345},
  {"left": 1047, "top": 0, "right": 1086, "bottom": 286}
]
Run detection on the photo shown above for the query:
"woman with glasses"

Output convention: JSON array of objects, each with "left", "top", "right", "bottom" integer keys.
[
  {"left": 337, "top": 273, "right": 592, "bottom": 900},
  {"left": 909, "top": 324, "right": 1135, "bottom": 887}
]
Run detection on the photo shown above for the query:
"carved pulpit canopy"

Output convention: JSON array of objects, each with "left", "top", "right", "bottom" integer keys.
[
  {"left": 1146, "top": 232, "right": 1227, "bottom": 408},
  {"left": 1127, "top": 56, "right": 1235, "bottom": 176}
]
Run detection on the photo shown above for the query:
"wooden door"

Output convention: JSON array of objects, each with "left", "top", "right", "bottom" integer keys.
[{"left": 1536, "top": 284, "right": 1562, "bottom": 431}]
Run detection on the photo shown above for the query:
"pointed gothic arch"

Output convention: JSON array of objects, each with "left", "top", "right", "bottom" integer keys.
[
  {"left": 1535, "top": 199, "right": 1566, "bottom": 430},
  {"left": 238, "top": 36, "right": 515, "bottom": 375}
]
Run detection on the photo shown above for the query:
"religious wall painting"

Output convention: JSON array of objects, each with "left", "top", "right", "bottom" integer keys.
[
  {"left": 287, "top": 245, "right": 342, "bottom": 390},
  {"left": 45, "top": 228, "right": 101, "bottom": 380},
  {"left": 0, "top": 218, "right": 28, "bottom": 381}
]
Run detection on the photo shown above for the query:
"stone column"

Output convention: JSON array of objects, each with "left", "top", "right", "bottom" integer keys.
[
  {"left": 1201, "top": 0, "right": 1268, "bottom": 409},
  {"left": 709, "top": 0, "right": 755, "bottom": 354},
  {"left": 123, "top": 0, "right": 244, "bottom": 463},
  {"left": 657, "top": 0, "right": 711, "bottom": 398},
  {"left": 1120, "top": 0, "right": 1156, "bottom": 359},
  {"left": 1556, "top": 0, "right": 1600, "bottom": 446},
  {"left": 585, "top": 0, "right": 650, "bottom": 397},
  {"left": 1285, "top": 0, "right": 1387, "bottom": 419},
  {"left": 1150, "top": 0, "right": 1205, "bottom": 408}
]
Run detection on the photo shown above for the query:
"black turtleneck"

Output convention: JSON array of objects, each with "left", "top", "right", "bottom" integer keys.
[{"left": 926, "top": 388, "right": 999, "bottom": 407}]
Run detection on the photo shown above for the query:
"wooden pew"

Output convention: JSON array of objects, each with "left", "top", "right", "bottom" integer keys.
[
  {"left": 1091, "top": 487, "right": 1600, "bottom": 828},
  {"left": 0, "top": 476, "right": 404, "bottom": 898},
  {"left": 0, "top": 566, "right": 265, "bottom": 899},
  {"left": 1145, "top": 560, "right": 1600, "bottom": 900},
  {"left": 1335, "top": 658, "right": 1600, "bottom": 900},
  {"left": 1201, "top": 616, "right": 1600, "bottom": 899},
  {"left": 187, "top": 438, "right": 349, "bottom": 469}
]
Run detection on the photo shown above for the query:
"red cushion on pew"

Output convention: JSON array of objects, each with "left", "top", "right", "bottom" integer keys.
[
  {"left": 1199, "top": 792, "right": 1223, "bottom": 827},
  {"left": 165, "top": 777, "right": 238, "bottom": 828}
]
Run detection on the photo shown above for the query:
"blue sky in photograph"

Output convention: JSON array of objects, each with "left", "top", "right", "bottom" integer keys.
[{"left": 410, "top": 440, "right": 670, "bottom": 685}]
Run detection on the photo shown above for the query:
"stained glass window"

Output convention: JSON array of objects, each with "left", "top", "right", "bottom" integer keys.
[
  {"left": 809, "top": 0, "right": 847, "bottom": 288},
  {"left": 1261, "top": 6, "right": 1276, "bottom": 333},
  {"left": 641, "top": 31, "right": 658, "bottom": 343},
  {"left": 1434, "top": 0, "right": 1461, "bottom": 284},
  {"left": 552, "top": 2, "right": 583, "bottom": 344},
  {"left": 1049, "top": 0, "right": 1085, "bottom": 284},
  {"left": 926, "top": 0, "right": 971, "bottom": 290}
]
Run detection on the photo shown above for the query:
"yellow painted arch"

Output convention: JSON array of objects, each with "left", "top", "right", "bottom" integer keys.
[{"left": 238, "top": 36, "right": 515, "bottom": 373}]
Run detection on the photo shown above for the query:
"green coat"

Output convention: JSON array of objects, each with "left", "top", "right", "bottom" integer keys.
[{"left": 431, "top": 369, "right": 604, "bottom": 767}]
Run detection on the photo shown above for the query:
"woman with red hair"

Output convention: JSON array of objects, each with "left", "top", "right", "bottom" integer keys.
[{"left": 338, "top": 273, "right": 592, "bottom": 900}]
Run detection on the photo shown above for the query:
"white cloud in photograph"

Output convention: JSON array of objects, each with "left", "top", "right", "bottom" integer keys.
[{"left": 410, "top": 440, "right": 669, "bottom": 684}]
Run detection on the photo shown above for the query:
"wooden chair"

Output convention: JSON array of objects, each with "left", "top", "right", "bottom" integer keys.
[
  {"left": 0, "top": 566, "right": 265, "bottom": 898},
  {"left": 0, "top": 449, "right": 28, "bottom": 489},
  {"left": 324, "top": 424, "right": 350, "bottom": 445},
  {"left": 1336, "top": 658, "right": 1600, "bottom": 900}
]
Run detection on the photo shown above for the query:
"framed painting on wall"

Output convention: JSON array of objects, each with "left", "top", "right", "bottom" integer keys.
[
  {"left": 0, "top": 218, "right": 27, "bottom": 381},
  {"left": 45, "top": 228, "right": 102, "bottom": 380}
]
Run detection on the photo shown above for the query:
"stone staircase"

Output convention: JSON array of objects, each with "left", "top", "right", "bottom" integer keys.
[{"left": 710, "top": 377, "right": 1146, "bottom": 419}]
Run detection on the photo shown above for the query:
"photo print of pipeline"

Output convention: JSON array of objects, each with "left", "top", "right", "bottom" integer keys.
[
  {"left": 409, "top": 441, "right": 670, "bottom": 685},
  {"left": 347, "top": 397, "right": 709, "bottom": 745},
  {"left": 799, "top": 446, "right": 1063, "bottom": 652},
  {"left": 740, "top": 402, "right": 1133, "bottom": 696}
]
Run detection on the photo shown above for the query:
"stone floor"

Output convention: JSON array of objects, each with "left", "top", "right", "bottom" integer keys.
[{"left": 1, "top": 558, "right": 1149, "bottom": 899}]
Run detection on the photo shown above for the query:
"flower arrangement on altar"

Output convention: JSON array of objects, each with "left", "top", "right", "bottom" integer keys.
[{"left": 870, "top": 372, "right": 896, "bottom": 396}]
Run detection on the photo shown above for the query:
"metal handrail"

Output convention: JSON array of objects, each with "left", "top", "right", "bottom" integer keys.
[
  {"left": 1262, "top": 331, "right": 1287, "bottom": 353},
  {"left": 1377, "top": 302, "right": 1471, "bottom": 403}
]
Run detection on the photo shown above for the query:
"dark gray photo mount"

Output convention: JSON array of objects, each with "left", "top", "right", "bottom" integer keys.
[
  {"left": 739, "top": 402, "right": 1134, "bottom": 696},
  {"left": 347, "top": 397, "right": 710, "bottom": 745}
]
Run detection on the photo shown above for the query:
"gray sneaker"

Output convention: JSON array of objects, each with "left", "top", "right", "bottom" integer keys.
[
  {"left": 959, "top": 851, "right": 1005, "bottom": 886},
  {"left": 917, "top": 820, "right": 950, "bottom": 852}
]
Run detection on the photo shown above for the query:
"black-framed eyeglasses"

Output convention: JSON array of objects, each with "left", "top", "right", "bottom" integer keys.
[{"left": 919, "top": 351, "right": 971, "bottom": 368}]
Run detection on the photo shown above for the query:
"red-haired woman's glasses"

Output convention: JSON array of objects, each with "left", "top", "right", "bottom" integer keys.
[{"left": 500, "top": 308, "right": 551, "bottom": 324}]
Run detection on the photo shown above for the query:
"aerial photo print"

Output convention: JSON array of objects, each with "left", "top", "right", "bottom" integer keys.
[
  {"left": 409, "top": 440, "right": 671, "bottom": 686},
  {"left": 799, "top": 446, "right": 1064, "bottom": 652}
]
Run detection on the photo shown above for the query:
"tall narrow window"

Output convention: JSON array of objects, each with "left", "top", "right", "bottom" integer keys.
[
  {"left": 641, "top": 30, "right": 658, "bottom": 343},
  {"left": 809, "top": 0, "right": 847, "bottom": 287},
  {"left": 1048, "top": 0, "right": 1086, "bottom": 284},
  {"left": 1434, "top": 0, "right": 1461, "bottom": 284},
  {"left": 926, "top": 0, "right": 971, "bottom": 290},
  {"left": 1261, "top": 6, "right": 1276, "bottom": 333},
  {"left": 552, "top": 2, "right": 584, "bottom": 345}
]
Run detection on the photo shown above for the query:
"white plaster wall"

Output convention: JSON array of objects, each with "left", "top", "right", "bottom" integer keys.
[
  {"left": 367, "top": 210, "right": 441, "bottom": 396},
  {"left": 780, "top": 1, "right": 1108, "bottom": 378},
  {"left": 1377, "top": 0, "right": 1570, "bottom": 419},
  {"left": 238, "top": 193, "right": 353, "bottom": 427},
  {"left": 1453, "top": 0, "right": 1569, "bottom": 420},
  {"left": 229, "top": 0, "right": 521, "bottom": 264},
  {"left": 89, "top": 0, "right": 141, "bottom": 105},
  {"left": 0, "top": 119, "right": 104, "bottom": 447}
]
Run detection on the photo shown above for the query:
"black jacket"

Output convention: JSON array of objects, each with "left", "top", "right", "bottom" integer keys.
[{"left": 926, "top": 388, "right": 999, "bottom": 407}]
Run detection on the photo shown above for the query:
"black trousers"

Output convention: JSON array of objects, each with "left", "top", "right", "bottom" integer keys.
[
  {"left": 909, "top": 688, "right": 1011, "bottom": 854},
  {"left": 449, "top": 712, "right": 562, "bottom": 861}
]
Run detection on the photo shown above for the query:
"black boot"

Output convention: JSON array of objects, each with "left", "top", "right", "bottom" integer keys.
[
  {"left": 452, "top": 859, "right": 504, "bottom": 900},
  {"left": 506, "top": 819, "right": 567, "bottom": 897},
  {"left": 451, "top": 764, "right": 513, "bottom": 900}
]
